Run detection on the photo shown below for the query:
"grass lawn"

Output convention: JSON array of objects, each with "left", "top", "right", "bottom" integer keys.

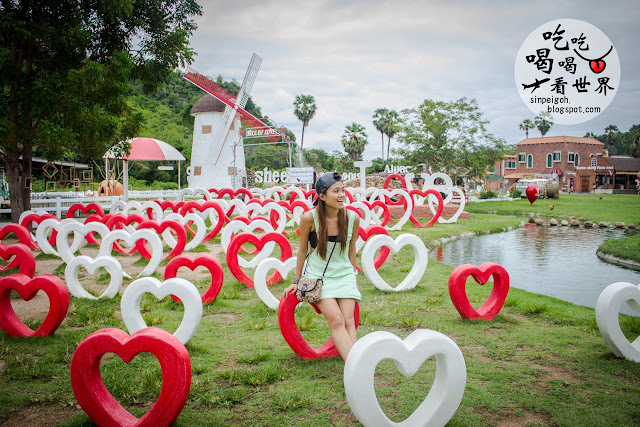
[
  {"left": 598, "top": 232, "right": 640, "bottom": 263},
  {"left": 2, "top": 211, "right": 640, "bottom": 426},
  {"left": 466, "top": 193, "right": 640, "bottom": 225}
]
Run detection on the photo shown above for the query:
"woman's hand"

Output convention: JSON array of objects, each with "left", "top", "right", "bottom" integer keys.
[{"left": 282, "top": 282, "right": 297, "bottom": 299}]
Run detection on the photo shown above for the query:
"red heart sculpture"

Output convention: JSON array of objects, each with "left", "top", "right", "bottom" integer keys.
[
  {"left": 0, "top": 243, "right": 36, "bottom": 277},
  {"left": 105, "top": 214, "right": 147, "bottom": 254},
  {"left": 178, "top": 201, "right": 224, "bottom": 242},
  {"left": 66, "top": 203, "right": 105, "bottom": 219},
  {"left": 0, "top": 223, "right": 39, "bottom": 250},
  {"left": 357, "top": 225, "right": 390, "bottom": 271},
  {"left": 20, "top": 212, "right": 59, "bottom": 246},
  {"left": 216, "top": 187, "right": 252, "bottom": 202},
  {"left": 448, "top": 262, "right": 510, "bottom": 320},
  {"left": 228, "top": 216, "right": 273, "bottom": 254},
  {"left": 165, "top": 254, "right": 224, "bottom": 304},
  {"left": 226, "top": 232, "right": 292, "bottom": 287},
  {"left": 408, "top": 189, "right": 443, "bottom": 227},
  {"left": 0, "top": 274, "right": 69, "bottom": 336},
  {"left": 136, "top": 219, "right": 186, "bottom": 259},
  {"left": 70, "top": 327, "right": 191, "bottom": 427},
  {"left": 590, "top": 59, "right": 605, "bottom": 73},
  {"left": 278, "top": 292, "right": 360, "bottom": 359},
  {"left": 383, "top": 173, "right": 408, "bottom": 189}
]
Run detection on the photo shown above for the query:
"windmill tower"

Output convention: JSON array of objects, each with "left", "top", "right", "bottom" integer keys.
[{"left": 183, "top": 54, "right": 278, "bottom": 189}]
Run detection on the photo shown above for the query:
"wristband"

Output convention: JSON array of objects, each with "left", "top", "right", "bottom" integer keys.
[{"left": 293, "top": 279, "right": 300, "bottom": 285}]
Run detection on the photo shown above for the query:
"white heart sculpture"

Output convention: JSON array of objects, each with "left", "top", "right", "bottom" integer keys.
[
  {"left": 254, "top": 257, "right": 297, "bottom": 310},
  {"left": 264, "top": 186, "right": 286, "bottom": 201},
  {"left": 216, "top": 198, "right": 247, "bottom": 218},
  {"left": 347, "top": 187, "right": 379, "bottom": 202},
  {"left": 98, "top": 229, "right": 163, "bottom": 277},
  {"left": 35, "top": 217, "right": 75, "bottom": 257},
  {"left": 596, "top": 282, "right": 640, "bottom": 362},
  {"left": 162, "top": 213, "right": 206, "bottom": 251},
  {"left": 427, "top": 187, "right": 465, "bottom": 224},
  {"left": 141, "top": 200, "right": 164, "bottom": 221},
  {"left": 347, "top": 201, "right": 373, "bottom": 228},
  {"left": 423, "top": 172, "right": 454, "bottom": 205},
  {"left": 109, "top": 199, "right": 126, "bottom": 215},
  {"left": 176, "top": 187, "right": 212, "bottom": 201},
  {"left": 281, "top": 186, "right": 306, "bottom": 203},
  {"left": 221, "top": 219, "right": 275, "bottom": 268},
  {"left": 239, "top": 203, "right": 287, "bottom": 233},
  {"left": 369, "top": 189, "right": 413, "bottom": 231},
  {"left": 361, "top": 234, "right": 427, "bottom": 291},
  {"left": 64, "top": 255, "right": 123, "bottom": 299},
  {"left": 121, "top": 201, "right": 144, "bottom": 218},
  {"left": 120, "top": 276, "right": 202, "bottom": 345},
  {"left": 344, "top": 329, "right": 467, "bottom": 427},
  {"left": 249, "top": 187, "right": 266, "bottom": 200},
  {"left": 57, "top": 221, "right": 111, "bottom": 264}
]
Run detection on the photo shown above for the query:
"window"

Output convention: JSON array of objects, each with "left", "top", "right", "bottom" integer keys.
[
  {"left": 546, "top": 154, "right": 553, "bottom": 168},
  {"left": 506, "top": 161, "right": 516, "bottom": 169},
  {"left": 591, "top": 158, "right": 597, "bottom": 167},
  {"left": 553, "top": 151, "right": 561, "bottom": 162},
  {"left": 568, "top": 152, "right": 575, "bottom": 163},
  {"left": 527, "top": 154, "right": 533, "bottom": 168},
  {"left": 518, "top": 153, "right": 526, "bottom": 163},
  {"left": 202, "top": 125, "right": 212, "bottom": 134},
  {"left": 574, "top": 154, "right": 579, "bottom": 166}
]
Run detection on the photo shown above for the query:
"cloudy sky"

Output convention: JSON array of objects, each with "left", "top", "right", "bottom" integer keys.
[{"left": 187, "top": 0, "right": 639, "bottom": 161}]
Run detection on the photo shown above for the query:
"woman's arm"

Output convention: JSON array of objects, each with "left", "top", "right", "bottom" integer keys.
[{"left": 348, "top": 214, "right": 360, "bottom": 271}]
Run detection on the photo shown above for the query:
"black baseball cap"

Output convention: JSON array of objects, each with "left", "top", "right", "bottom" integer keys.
[{"left": 313, "top": 172, "right": 343, "bottom": 205}]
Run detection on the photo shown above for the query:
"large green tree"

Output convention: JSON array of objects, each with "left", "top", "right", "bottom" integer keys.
[
  {"left": 293, "top": 94, "right": 316, "bottom": 151},
  {"left": 396, "top": 98, "right": 505, "bottom": 181},
  {"left": 341, "top": 122, "right": 368, "bottom": 161},
  {"left": 383, "top": 109, "right": 401, "bottom": 163},
  {"left": 0, "top": 0, "right": 201, "bottom": 221}
]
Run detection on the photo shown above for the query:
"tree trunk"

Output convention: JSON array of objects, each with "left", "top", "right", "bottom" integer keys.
[
  {"left": 386, "top": 135, "right": 391, "bottom": 163},
  {"left": 300, "top": 124, "right": 306, "bottom": 150},
  {"left": 381, "top": 132, "right": 384, "bottom": 161},
  {"left": 6, "top": 158, "right": 26, "bottom": 223}
]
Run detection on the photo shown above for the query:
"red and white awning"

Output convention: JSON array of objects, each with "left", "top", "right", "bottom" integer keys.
[
  {"left": 546, "top": 168, "right": 563, "bottom": 176},
  {"left": 104, "top": 137, "right": 185, "bottom": 161}
]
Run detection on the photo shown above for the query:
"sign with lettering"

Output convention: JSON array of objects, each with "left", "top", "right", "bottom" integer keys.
[{"left": 286, "top": 167, "right": 314, "bottom": 184}]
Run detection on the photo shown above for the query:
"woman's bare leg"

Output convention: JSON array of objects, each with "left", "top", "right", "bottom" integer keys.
[{"left": 316, "top": 298, "right": 353, "bottom": 361}]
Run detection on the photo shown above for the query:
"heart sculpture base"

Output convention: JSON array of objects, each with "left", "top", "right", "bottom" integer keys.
[
  {"left": 70, "top": 327, "right": 191, "bottom": 427},
  {"left": 344, "top": 329, "right": 466, "bottom": 427},
  {"left": 278, "top": 292, "right": 359, "bottom": 359}
]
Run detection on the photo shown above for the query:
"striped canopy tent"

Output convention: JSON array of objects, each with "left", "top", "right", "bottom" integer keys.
[
  {"left": 104, "top": 137, "right": 186, "bottom": 200},
  {"left": 546, "top": 167, "right": 563, "bottom": 176}
]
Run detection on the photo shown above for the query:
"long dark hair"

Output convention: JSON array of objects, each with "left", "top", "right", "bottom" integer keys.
[{"left": 316, "top": 181, "right": 348, "bottom": 259}]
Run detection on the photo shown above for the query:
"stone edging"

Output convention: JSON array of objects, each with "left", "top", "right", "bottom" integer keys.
[
  {"left": 427, "top": 222, "right": 526, "bottom": 251},
  {"left": 596, "top": 251, "right": 640, "bottom": 272}
]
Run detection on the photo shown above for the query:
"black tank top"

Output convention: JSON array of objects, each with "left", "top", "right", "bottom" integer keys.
[{"left": 309, "top": 230, "right": 338, "bottom": 249}]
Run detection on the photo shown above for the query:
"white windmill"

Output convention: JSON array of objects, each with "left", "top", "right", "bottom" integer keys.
[{"left": 183, "top": 54, "right": 279, "bottom": 189}]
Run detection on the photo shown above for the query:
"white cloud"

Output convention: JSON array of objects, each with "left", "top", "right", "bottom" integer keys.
[{"left": 186, "top": 0, "right": 640, "bottom": 162}]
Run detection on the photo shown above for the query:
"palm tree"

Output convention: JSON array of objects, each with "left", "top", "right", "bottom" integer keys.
[
  {"left": 534, "top": 111, "right": 553, "bottom": 136},
  {"left": 372, "top": 108, "right": 389, "bottom": 161},
  {"left": 519, "top": 119, "right": 535, "bottom": 138},
  {"left": 341, "top": 122, "right": 368, "bottom": 161},
  {"left": 293, "top": 94, "right": 317, "bottom": 150},
  {"left": 384, "top": 110, "right": 401, "bottom": 163},
  {"left": 584, "top": 131, "right": 597, "bottom": 138}
]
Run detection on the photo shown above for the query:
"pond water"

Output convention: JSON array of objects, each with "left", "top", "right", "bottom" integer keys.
[{"left": 434, "top": 224, "right": 640, "bottom": 316}]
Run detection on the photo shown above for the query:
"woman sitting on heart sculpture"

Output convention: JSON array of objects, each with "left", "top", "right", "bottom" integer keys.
[{"left": 283, "top": 172, "right": 361, "bottom": 361}]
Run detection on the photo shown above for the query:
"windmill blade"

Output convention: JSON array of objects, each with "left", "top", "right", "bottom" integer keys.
[{"left": 235, "top": 53, "right": 262, "bottom": 111}]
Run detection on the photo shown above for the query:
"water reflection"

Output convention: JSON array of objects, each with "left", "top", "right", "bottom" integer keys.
[{"left": 436, "top": 225, "right": 640, "bottom": 316}]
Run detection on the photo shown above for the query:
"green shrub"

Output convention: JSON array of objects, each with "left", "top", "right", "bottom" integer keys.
[
  {"left": 479, "top": 189, "right": 498, "bottom": 199},
  {"left": 509, "top": 188, "right": 522, "bottom": 198}
]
